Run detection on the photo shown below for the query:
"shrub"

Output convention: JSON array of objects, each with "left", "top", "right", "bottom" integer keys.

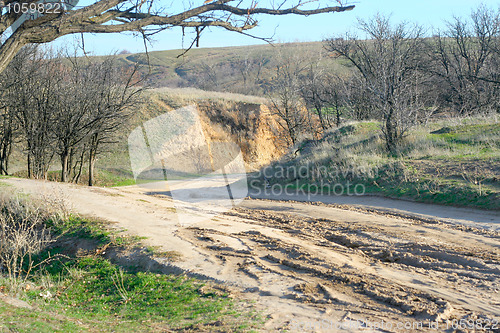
[{"left": 0, "top": 191, "right": 65, "bottom": 288}]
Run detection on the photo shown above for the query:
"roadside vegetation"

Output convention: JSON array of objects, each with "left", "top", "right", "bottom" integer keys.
[
  {"left": 0, "top": 190, "right": 259, "bottom": 332},
  {"left": 258, "top": 115, "right": 499, "bottom": 210}
]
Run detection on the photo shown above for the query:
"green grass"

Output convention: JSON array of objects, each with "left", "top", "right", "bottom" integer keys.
[
  {"left": 0, "top": 302, "right": 86, "bottom": 332},
  {"left": 18, "top": 257, "right": 246, "bottom": 332},
  {"left": 259, "top": 116, "right": 500, "bottom": 210},
  {"left": 0, "top": 176, "right": 13, "bottom": 189},
  {"left": 422, "top": 123, "right": 500, "bottom": 160},
  {"left": 145, "top": 246, "right": 183, "bottom": 260},
  {"left": 1, "top": 255, "right": 256, "bottom": 332},
  {"left": 47, "top": 215, "right": 115, "bottom": 245},
  {"left": 46, "top": 214, "right": 153, "bottom": 251},
  {"left": 364, "top": 167, "right": 498, "bottom": 209},
  {"left": 93, "top": 169, "right": 136, "bottom": 187},
  {"left": 282, "top": 173, "right": 498, "bottom": 209},
  {"left": 41, "top": 168, "right": 137, "bottom": 188}
]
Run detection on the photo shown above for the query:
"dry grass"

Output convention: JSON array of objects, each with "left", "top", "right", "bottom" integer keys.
[
  {"left": 0, "top": 190, "right": 68, "bottom": 291},
  {"left": 149, "top": 87, "right": 268, "bottom": 104}
]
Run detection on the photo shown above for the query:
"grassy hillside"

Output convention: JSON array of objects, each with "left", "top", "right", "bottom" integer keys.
[
  {"left": 102, "top": 42, "right": 344, "bottom": 94},
  {"left": 256, "top": 116, "right": 500, "bottom": 210}
]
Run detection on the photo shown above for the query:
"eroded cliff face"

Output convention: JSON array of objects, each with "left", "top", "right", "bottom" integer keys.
[
  {"left": 196, "top": 100, "right": 285, "bottom": 170},
  {"left": 131, "top": 91, "right": 286, "bottom": 172}
]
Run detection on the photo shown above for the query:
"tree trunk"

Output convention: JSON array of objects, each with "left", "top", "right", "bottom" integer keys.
[
  {"left": 0, "top": 160, "right": 6, "bottom": 175},
  {"left": 286, "top": 120, "right": 296, "bottom": 145},
  {"left": 0, "top": 138, "right": 10, "bottom": 175},
  {"left": 73, "top": 148, "right": 85, "bottom": 184},
  {"left": 68, "top": 148, "right": 74, "bottom": 181},
  {"left": 0, "top": 33, "right": 25, "bottom": 75},
  {"left": 334, "top": 91, "right": 341, "bottom": 127},
  {"left": 88, "top": 153, "right": 95, "bottom": 187},
  {"left": 385, "top": 109, "right": 397, "bottom": 153},
  {"left": 88, "top": 133, "right": 100, "bottom": 186},
  {"left": 315, "top": 105, "right": 327, "bottom": 130},
  {"left": 27, "top": 153, "right": 31, "bottom": 178},
  {"left": 60, "top": 152, "right": 69, "bottom": 182}
]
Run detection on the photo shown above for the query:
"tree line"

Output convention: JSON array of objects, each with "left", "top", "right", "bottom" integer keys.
[
  {"left": 1, "top": 5, "right": 498, "bottom": 181},
  {"left": 0, "top": 46, "right": 142, "bottom": 185},
  {"left": 266, "top": 5, "right": 500, "bottom": 152}
]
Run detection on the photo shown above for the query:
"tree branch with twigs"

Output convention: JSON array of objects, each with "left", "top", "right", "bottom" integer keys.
[{"left": 0, "top": 0, "right": 355, "bottom": 73}]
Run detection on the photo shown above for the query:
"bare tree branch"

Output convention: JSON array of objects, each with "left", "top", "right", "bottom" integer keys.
[{"left": 0, "top": 0, "right": 355, "bottom": 73}]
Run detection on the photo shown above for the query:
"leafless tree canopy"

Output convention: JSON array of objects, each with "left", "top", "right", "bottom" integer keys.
[
  {"left": 265, "top": 45, "right": 311, "bottom": 145},
  {"left": 0, "top": 0, "right": 354, "bottom": 73},
  {"left": 0, "top": 46, "right": 141, "bottom": 184},
  {"left": 430, "top": 5, "right": 500, "bottom": 115},
  {"left": 325, "top": 15, "right": 433, "bottom": 152},
  {"left": 300, "top": 63, "right": 348, "bottom": 129}
]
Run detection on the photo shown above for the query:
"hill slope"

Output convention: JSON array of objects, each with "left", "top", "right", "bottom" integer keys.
[
  {"left": 256, "top": 116, "right": 500, "bottom": 210},
  {"left": 107, "top": 42, "right": 341, "bottom": 94}
]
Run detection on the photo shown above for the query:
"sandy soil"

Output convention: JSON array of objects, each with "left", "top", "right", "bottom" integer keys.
[{"left": 2, "top": 177, "right": 499, "bottom": 332}]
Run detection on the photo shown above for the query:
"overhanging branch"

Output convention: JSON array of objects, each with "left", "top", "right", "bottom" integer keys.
[{"left": 0, "top": 0, "right": 356, "bottom": 74}]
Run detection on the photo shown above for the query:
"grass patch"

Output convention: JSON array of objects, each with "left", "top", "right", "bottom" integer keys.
[
  {"left": 1, "top": 255, "right": 258, "bottom": 332},
  {"left": 257, "top": 116, "right": 500, "bottom": 210},
  {"left": 0, "top": 301, "right": 86, "bottom": 332},
  {"left": 145, "top": 246, "right": 183, "bottom": 260},
  {"left": 48, "top": 216, "right": 113, "bottom": 245},
  {"left": 17, "top": 257, "right": 250, "bottom": 332},
  {"left": 43, "top": 168, "right": 137, "bottom": 188}
]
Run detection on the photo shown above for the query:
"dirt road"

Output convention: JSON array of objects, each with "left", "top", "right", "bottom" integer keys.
[{"left": 2, "top": 177, "right": 499, "bottom": 332}]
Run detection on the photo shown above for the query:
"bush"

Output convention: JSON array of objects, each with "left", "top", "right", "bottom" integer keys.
[{"left": 0, "top": 191, "right": 65, "bottom": 287}]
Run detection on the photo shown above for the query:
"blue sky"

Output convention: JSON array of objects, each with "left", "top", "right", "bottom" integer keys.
[{"left": 53, "top": 0, "right": 499, "bottom": 55}]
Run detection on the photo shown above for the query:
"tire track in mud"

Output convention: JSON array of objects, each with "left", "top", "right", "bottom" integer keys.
[{"left": 178, "top": 205, "right": 500, "bottom": 331}]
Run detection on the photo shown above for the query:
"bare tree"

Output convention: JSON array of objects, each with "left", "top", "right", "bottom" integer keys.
[
  {"left": 0, "top": 44, "right": 141, "bottom": 183},
  {"left": 266, "top": 45, "right": 310, "bottom": 145},
  {"left": 197, "top": 62, "right": 220, "bottom": 90},
  {"left": 235, "top": 54, "right": 252, "bottom": 89},
  {"left": 84, "top": 60, "right": 142, "bottom": 186},
  {"left": 52, "top": 52, "right": 140, "bottom": 183},
  {"left": 9, "top": 47, "right": 60, "bottom": 179},
  {"left": 300, "top": 62, "right": 349, "bottom": 129},
  {"left": 0, "top": 107, "right": 14, "bottom": 175},
  {"left": 0, "top": 46, "right": 38, "bottom": 175},
  {"left": 429, "top": 5, "right": 500, "bottom": 115},
  {"left": 300, "top": 61, "right": 330, "bottom": 130},
  {"left": 232, "top": 52, "right": 271, "bottom": 94},
  {"left": 326, "top": 15, "right": 429, "bottom": 152},
  {"left": 0, "top": 68, "right": 16, "bottom": 175},
  {"left": 0, "top": 0, "right": 354, "bottom": 74},
  {"left": 341, "top": 73, "right": 379, "bottom": 121},
  {"left": 51, "top": 56, "right": 90, "bottom": 182},
  {"left": 0, "top": 192, "right": 53, "bottom": 282},
  {"left": 0, "top": 105, "right": 16, "bottom": 175}
]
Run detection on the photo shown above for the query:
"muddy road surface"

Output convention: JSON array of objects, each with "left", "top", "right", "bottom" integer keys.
[{"left": 2, "top": 177, "right": 499, "bottom": 332}]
